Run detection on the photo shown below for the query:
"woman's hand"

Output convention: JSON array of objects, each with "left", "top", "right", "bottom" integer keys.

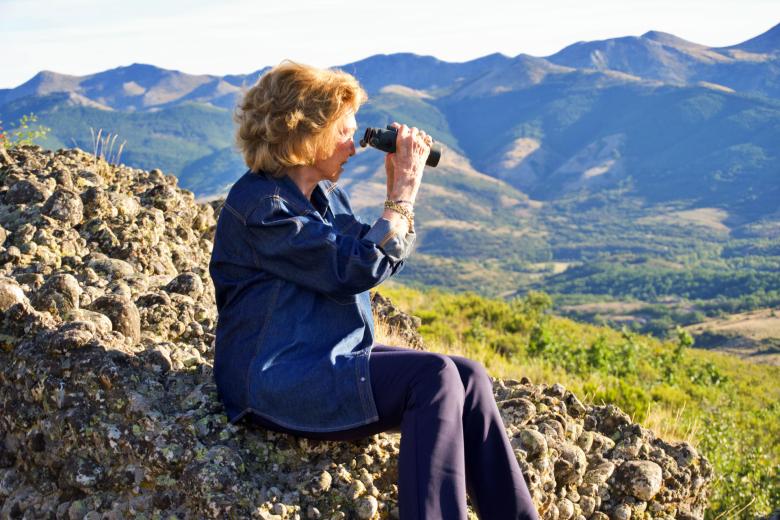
[{"left": 385, "top": 122, "right": 431, "bottom": 204}]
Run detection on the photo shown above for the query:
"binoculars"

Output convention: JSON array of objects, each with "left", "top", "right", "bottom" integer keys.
[{"left": 359, "top": 126, "right": 442, "bottom": 167}]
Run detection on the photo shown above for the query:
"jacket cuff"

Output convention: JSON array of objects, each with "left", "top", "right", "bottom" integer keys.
[{"left": 364, "top": 217, "right": 416, "bottom": 263}]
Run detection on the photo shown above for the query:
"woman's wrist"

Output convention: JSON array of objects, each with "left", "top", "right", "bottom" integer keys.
[
  {"left": 383, "top": 197, "right": 415, "bottom": 232},
  {"left": 381, "top": 208, "right": 413, "bottom": 233},
  {"left": 388, "top": 187, "right": 417, "bottom": 205}
]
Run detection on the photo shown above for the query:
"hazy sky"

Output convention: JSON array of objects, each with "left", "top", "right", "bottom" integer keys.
[{"left": 1, "top": 0, "right": 778, "bottom": 88}]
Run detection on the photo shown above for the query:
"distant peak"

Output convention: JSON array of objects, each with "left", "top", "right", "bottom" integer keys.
[
  {"left": 641, "top": 30, "right": 700, "bottom": 48},
  {"left": 728, "top": 21, "right": 780, "bottom": 52},
  {"left": 126, "top": 62, "right": 161, "bottom": 70},
  {"left": 642, "top": 30, "right": 675, "bottom": 40}
]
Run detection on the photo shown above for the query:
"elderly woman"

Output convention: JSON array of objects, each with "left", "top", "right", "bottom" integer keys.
[{"left": 209, "top": 61, "right": 538, "bottom": 520}]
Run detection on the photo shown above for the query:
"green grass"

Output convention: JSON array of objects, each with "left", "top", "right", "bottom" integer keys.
[{"left": 375, "top": 284, "right": 780, "bottom": 519}]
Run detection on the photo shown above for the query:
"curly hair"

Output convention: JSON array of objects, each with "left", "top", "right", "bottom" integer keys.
[{"left": 234, "top": 61, "right": 367, "bottom": 175}]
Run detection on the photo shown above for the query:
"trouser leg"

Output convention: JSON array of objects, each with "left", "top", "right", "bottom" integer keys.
[
  {"left": 448, "top": 354, "right": 539, "bottom": 520},
  {"left": 244, "top": 344, "right": 469, "bottom": 519}
]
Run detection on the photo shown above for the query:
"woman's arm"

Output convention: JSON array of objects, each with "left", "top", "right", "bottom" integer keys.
[{"left": 243, "top": 196, "right": 411, "bottom": 297}]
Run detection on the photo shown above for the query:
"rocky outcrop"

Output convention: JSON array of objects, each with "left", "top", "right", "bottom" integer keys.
[{"left": 0, "top": 146, "right": 713, "bottom": 519}]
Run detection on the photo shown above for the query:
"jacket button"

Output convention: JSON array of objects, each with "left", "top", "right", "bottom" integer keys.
[{"left": 360, "top": 377, "right": 366, "bottom": 382}]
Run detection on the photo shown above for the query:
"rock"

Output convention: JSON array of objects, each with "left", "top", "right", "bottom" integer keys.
[
  {"left": 564, "top": 392, "right": 586, "bottom": 417},
  {"left": 356, "top": 496, "right": 378, "bottom": 519},
  {"left": 50, "top": 321, "right": 95, "bottom": 349},
  {"left": 516, "top": 428, "right": 547, "bottom": 460},
  {"left": 554, "top": 444, "right": 587, "bottom": 485},
  {"left": 58, "top": 455, "right": 105, "bottom": 492},
  {"left": 31, "top": 273, "right": 81, "bottom": 316},
  {"left": 371, "top": 292, "right": 424, "bottom": 349},
  {"left": 66, "top": 308, "right": 113, "bottom": 334},
  {"left": 502, "top": 397, "right": 537, "bottom": 424},
  {"left": 583, "top": 461, "right": 615, "bottom": 486},
  {"left": 580, "top": 495, "right": 596, "bottom": 516},
  {"left": 80, "top": 186, "right": 113, "bottom": 218},
  {"left": 612, "top": 503, "right": 632, "bottom": 520},
  {"left": 5, "top": 179, "right": 46, "bottom": 204},
  {"left": 42, "top": 189, "right": 84, "bottom": 225},
  {"left": 348, "top": 479, "right": 366, "bottom": 500},
  {"left": 165, "top": 272, "right": 204, "bottom": 298},
  {"left": 88, "top": 294, "right": 140, "bottom": 344},
  {"left": 0, "top": 143, "right": 12, "bottom": 166},
  {"left": 311, "top": 470, "right": 333, "bottom": 495},
  {"left": 0, "top": 278, "right": 28, "bottom": 311},
  {"left": 615, "top": 460, "right": 664, "bottom": 501},
  {"left": 87, "top": 254, "right": 135, "bottom": 280},
  {"left": 557, "top": 498, "right": 574, "bottom": 520}
]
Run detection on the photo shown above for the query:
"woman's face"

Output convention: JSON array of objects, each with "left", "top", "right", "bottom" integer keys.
[{"left": 313, "top": 110, "right": 357, "bottom": 182}]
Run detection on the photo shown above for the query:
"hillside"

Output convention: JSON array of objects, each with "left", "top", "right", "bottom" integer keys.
[{"left": 378, "top": 284, "right": 780, "bottom": 518}]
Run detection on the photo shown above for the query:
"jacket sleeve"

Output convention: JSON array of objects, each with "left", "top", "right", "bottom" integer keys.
[{"left": 244, "top": 196, "right": 415, "bottom": 296}]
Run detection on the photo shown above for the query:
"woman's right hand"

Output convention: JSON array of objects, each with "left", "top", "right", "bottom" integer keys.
[{"left": 385, "top": 122, "right": 431, "bottom": 204}]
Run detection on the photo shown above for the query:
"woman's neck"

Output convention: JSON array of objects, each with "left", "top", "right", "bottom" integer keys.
[{"left": 284, "top": 166, "right": 322, "bottom": 200}]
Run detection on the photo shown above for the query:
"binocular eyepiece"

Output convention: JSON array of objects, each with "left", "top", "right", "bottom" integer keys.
[{"left": 359, "top": 125, "right": 442, "bottom": 167}]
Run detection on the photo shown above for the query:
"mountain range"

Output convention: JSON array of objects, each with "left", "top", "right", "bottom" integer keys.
[{"left": 1, "top": 23, "right": 779, "bottom": 326}]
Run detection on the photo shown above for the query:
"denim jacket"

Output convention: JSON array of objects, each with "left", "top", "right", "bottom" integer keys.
[{"left": 209, "top": 169, "right": 415, "bottom": 431}]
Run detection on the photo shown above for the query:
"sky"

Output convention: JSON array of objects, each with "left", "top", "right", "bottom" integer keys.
[{"left": 1, "top": 0, "right": 778, "bottom": 88}]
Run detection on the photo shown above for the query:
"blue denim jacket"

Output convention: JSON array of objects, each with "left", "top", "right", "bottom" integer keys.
[{"left": 209, "top": 169, "right": 415, "bottom": 431}]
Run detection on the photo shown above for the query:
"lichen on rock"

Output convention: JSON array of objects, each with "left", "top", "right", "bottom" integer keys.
[{"left": 0, "top": 146, "right": 713, "bottom": 519}]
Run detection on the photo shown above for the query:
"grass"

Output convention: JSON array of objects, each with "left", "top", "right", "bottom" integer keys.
[{"left": 372, "top": 283, "right": 780, "bottom": 519}]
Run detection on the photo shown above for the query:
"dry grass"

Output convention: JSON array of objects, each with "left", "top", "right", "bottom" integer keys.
[
  {"left": 89, "top": 128, "right": 126, "bottom": 167},
  {"left": 686, "top": 307, "right": 780, "bottom": 340},
  {"left": 638, "top": 207, "right": 730, "bottom": 233},
  {"left": 640, "top": 401, "right": 700, "bottom": 445}
]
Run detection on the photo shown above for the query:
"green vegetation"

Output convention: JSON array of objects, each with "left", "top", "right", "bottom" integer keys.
[
  {"left": 377, "top": 284, "right": 780, "bottom": 518},
  {"left": 0, "top": 113, "right": 50, "bottom": 148}
]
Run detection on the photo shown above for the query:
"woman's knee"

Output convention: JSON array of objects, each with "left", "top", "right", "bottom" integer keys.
[
  {"left": 451, "top": 356, "right": 494, "bottom": 398},
  {"left": 411, "top": 353, "right": 465, "bottom": 405}
]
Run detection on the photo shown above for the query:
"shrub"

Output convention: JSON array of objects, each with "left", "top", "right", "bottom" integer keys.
[{"left": 0, "top": 114, "right": 50, "bottom": 148}]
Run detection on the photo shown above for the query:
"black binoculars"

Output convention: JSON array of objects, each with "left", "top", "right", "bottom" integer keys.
[{"left": 359, "top": 125, "right": 442, "bottom": 167}]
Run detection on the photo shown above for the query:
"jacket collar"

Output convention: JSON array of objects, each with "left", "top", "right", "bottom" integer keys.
[{"left": 271, "top": 171, "right": 333, "bottom": 217}]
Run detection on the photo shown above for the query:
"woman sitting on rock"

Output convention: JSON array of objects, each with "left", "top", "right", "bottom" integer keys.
[{"left": 209, "top": 61, "right": 539, "bottom": 520}]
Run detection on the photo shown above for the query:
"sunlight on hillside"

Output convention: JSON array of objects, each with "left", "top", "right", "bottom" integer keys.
[{"left": 373, "top": 284, "right": 780, "bottom": 518}]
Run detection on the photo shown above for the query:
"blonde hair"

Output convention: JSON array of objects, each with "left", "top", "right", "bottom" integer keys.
[{"left": 234, "top": 61, "right": 367, "bottom": 175}]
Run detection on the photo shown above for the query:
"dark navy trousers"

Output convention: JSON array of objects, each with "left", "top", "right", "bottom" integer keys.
[{"left": 245, "top": 344, "right": 539, "bottom": 520}]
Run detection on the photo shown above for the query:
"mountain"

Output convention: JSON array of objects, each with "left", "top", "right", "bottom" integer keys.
[
  {"left": 337, "top": 52, "right": 512, "bottom": 94},
  {"left": 727, "top": 21, "right": 780, "bottom": 54},
  {"left": 2, "top": 25, "right": 779, "bottom": 309},
  {"left": 545, "top": 24, "right": 780, "bottom": 98},
  {"left": 0, "top": 63, "right": 270, "bottom": 112}
]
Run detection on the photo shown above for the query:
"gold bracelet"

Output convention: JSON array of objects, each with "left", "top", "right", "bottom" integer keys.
[{"left": 384, "top": 200, "right": 415, "bottom": 232}]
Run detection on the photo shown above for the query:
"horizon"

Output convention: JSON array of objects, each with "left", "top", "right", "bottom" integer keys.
[{"left": 1, "top": 0, "right": 778, "bottom": 88}]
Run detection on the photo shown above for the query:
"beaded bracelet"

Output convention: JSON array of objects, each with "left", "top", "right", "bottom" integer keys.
[{"left": 384, "top": 200, "right": 415, "bottom": 232}]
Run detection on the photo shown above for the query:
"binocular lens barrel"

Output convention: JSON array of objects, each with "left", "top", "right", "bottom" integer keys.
[{"left": 359, "top": 126, "right": 442, "bottom": 167}]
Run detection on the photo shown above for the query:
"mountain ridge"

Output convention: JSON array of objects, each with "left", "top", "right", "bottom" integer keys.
[{"left": 1, "top": 24, "right": 778, "bottom": 306}]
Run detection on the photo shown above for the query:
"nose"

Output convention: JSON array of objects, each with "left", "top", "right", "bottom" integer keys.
[{"left": 348, "top": 138, "right": 356, "bottom": 157}]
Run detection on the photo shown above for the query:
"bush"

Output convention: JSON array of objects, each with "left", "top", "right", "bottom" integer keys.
[{"left": 0, "top": 114, "right": 50, "bottom": 148}]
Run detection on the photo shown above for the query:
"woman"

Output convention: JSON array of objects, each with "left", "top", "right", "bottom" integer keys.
[{"left": 209, "top": 61, "right": 539, "bottom": 520}]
